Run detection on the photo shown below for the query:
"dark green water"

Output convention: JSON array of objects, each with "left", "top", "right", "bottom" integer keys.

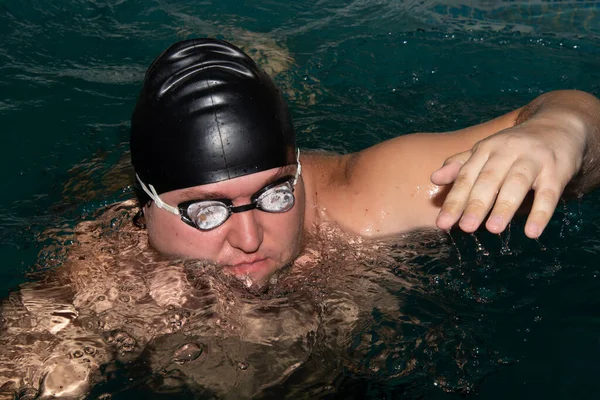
[{"left": 1, "top": 0, "right": 600, "bottom": 398}]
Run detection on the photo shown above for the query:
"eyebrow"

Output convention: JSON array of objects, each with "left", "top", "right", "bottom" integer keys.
[{"left": 179, "top": 165, "right": 296, "bottom": 202}]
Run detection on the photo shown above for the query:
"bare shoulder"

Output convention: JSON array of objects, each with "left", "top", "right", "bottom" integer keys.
[
  {"left": 299, "top": 150, "right": 355, "bottom": 231},
  {"left": 304, "top": 108, "right": 522, "bottom": 237}
]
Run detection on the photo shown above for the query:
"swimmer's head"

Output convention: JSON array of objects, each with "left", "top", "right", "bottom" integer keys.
[{"left": 130, "top": 38, "right": 296, "bottom": 204}]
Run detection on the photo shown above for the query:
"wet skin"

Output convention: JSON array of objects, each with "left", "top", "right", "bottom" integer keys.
[
  {"left": 145, "top": 90, "right": 600, "bottom": 285},
  {"left": 144, "top": 165, "right": 305, "bottom": 287}
]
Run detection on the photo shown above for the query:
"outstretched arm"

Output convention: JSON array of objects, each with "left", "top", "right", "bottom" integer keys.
[
  {"left": 312, "top": 89, "right": 600, "bottom": 238},
  {"left": 432, "top": 90, "right": 600, "bottom": 238}
]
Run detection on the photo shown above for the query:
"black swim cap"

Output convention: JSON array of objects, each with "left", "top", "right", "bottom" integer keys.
[{"left": 130, "top": 38, "right": 296, "bottom": 197}]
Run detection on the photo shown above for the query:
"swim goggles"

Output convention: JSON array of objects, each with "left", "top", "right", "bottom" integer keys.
[{"left": 136, "top": 150, "right": 301, "bottom": 231}]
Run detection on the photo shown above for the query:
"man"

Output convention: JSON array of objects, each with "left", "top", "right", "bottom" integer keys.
[
  {"left": 131, "top": 38, "right": 600, "bottom": 288},
  {"left": 2, "top": 36, "right": 600, "bottom": 399}
]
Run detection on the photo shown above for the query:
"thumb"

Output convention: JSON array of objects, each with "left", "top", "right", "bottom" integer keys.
[{"left": 430, "top": 151, "right": 471, "bottom": 185}]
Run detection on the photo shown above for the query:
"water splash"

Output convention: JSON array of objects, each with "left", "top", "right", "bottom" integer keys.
[
  {"left": 0, "top": 202, "right": 510, "bottom": 398},
  {"left": 499, "top": 222, "right": 513, "bottom": 256},
  {"left": 470, "top": 233, "right": 490, "bottom": 256},
  {"left": 446, "top": 229, "right": 462, "bottom": 266}
]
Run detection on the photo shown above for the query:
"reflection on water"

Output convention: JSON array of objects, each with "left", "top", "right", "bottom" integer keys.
[
  {"left": 1, "top": 0, "right": 600, "bottom": 398},
  {"left": 405, "top": 0, "right": 600, "bottom": 36},
  {"left": 0, "top": 200, "right": 500, "bottom": 399}
]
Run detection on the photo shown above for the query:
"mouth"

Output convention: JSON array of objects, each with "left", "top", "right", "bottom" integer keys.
[{"left": 222, "top": 258, "right": 270, "bottom": 278}]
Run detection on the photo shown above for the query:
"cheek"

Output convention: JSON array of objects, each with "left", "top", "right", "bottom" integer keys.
[
  {"left": 145, "top": 206, "right": 178, "bottom": 254},
  {"left": 263, "top": 203, "right": 304, "bottom": 250},
  {"left": 145, "top": 206, "right": 222, "bottom": 258}
]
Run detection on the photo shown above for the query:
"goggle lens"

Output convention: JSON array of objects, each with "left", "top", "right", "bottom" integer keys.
[
  {"left": 256, "top": 182, "right": 295, "bottom": 212},
  {"left": 184, "top": 180, "right": 295, "bottom": 231},
  {"left": 187, "top": 201, "right": 231, "bottom": 231}
]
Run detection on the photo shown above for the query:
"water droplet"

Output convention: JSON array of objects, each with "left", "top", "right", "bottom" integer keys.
[
  {"left": 534, "top": 238, "right": 546, "bottom": 251},
  {"left": 471, "top": 233, "right": 489, "bottom": 256},
  {"left": 446, "top": 230, "right": 462, "bottom": 266},
  {"left": 497, "top": 357, "right": 515, "bottom": 365},
  {"left": 72, "top": 350, "right": 83, "bottom": 358},
  {"left": 499, "top": 222, "right": 512, "bottom": 255},
  {"left": 238, "top": 361, "right": 249, "bottom": 370},
  {"left": 173, "top": 343, "right": 203, "bottom": 365}
]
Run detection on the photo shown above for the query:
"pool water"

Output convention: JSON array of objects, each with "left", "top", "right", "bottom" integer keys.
[{"left": 1, "top": 0, "right": 600, "bottom": 398}]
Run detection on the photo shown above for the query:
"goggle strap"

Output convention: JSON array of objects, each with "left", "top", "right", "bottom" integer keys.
[
  {"left": 136, "top": 150, "right": 301, "bottom": 216},
  {"left": 293, "top": 148, "right": 302, "bottom": 186},
  {"left": 136, "top": 174, "right": 180, "bottom": 216},
  {"left": 230, "top": 203, "right": 256, "bottom": 213}
]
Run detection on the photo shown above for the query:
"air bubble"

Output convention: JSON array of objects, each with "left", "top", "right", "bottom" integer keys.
[
  {"left": 172, "top": 343, "right": 203, "bottom": 365},
  {"left": 108, "top": 331, "right": 136, "bottom": 353}
]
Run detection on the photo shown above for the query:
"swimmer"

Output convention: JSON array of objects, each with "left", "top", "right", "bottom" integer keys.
[
  {"left": 131, "top": 38, "right": 600, "bottom": 287},
  {"left": 2, "top": 37, "right": 600, "bottom": 398}
]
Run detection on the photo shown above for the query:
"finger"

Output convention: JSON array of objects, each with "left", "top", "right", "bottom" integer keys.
[
  {"left": 431, "top": 150, "right": 471, "bottom": 185},
  {"left": 436, "top": 151, "right": 489, "bottom": 231},
  {"left": 523, "top": 175, "right": 564, "bottom": 238},
  {"left": 484, "top": 159, "right": 540, "bottom": 234},
  {"left": 458, "top": 157, "right": 515, "bottom": 233}
]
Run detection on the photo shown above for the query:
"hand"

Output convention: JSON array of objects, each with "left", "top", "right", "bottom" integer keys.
[{"left": 430, "top": 119, "right": 586, "bottom": 238}]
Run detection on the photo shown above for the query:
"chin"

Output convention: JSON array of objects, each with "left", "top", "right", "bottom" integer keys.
[{"left": 223, "top": 253, "right": 299, "bottom": 290}]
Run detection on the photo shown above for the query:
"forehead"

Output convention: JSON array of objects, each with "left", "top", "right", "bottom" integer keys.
[{"left": 163, "top": 165, "right": 294, "bottom": 202}]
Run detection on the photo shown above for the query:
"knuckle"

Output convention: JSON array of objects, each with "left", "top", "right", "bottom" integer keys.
[
  {"left": 441, "top": 199, "right": 463, "bottom": 214},
  {"left": 494, "top": 197, "right": 517, "bottom": 210},
  {"left": 472, "top": 140, "right": 484, "bottom": 152},
  {"left": 452, "top": 172, "right": 473, "bottom": 189},
  {"left": 504, "top": 134, "right": 521, "bottom": 148},
  {"left": 476, "top": 169, "right": 499, "bottom": 184},
  {"left": 444, "top": 150, "right": 472, "bottom": 166},
  {"left": 540, "top": 149, "right": 557, "bottom": 165},
  {"left": 465, "top": 198, "right": 487, "bottom": 211},
  {"left": 557, "top": 153, "right": 581, "bottom": 177},
  {"left": 444, "top": 154, "right": 461, "bottom": 164},
  {"left": 508, "top": 170, "right": 531, "bottom": 187},
  {"left": 473, "top": 139, "right": 495, "bottom": 155},
  {"left": 530, "top": 209, "right": 552, "bottom": 223},
  {"left": 537, "top": 187, "right": 560, "bottom": 203},
  {"left": 503, "top": 133, "right": 533, "bottom": 152}
]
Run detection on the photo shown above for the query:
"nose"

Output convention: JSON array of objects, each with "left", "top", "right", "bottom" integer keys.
[{"left": 226, "top": 209, "right": 263, "bottom": 253}]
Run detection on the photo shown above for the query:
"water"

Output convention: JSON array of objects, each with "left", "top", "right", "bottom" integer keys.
[{"left": 1, "top": 0, "right": 600, "bottom": 398}]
